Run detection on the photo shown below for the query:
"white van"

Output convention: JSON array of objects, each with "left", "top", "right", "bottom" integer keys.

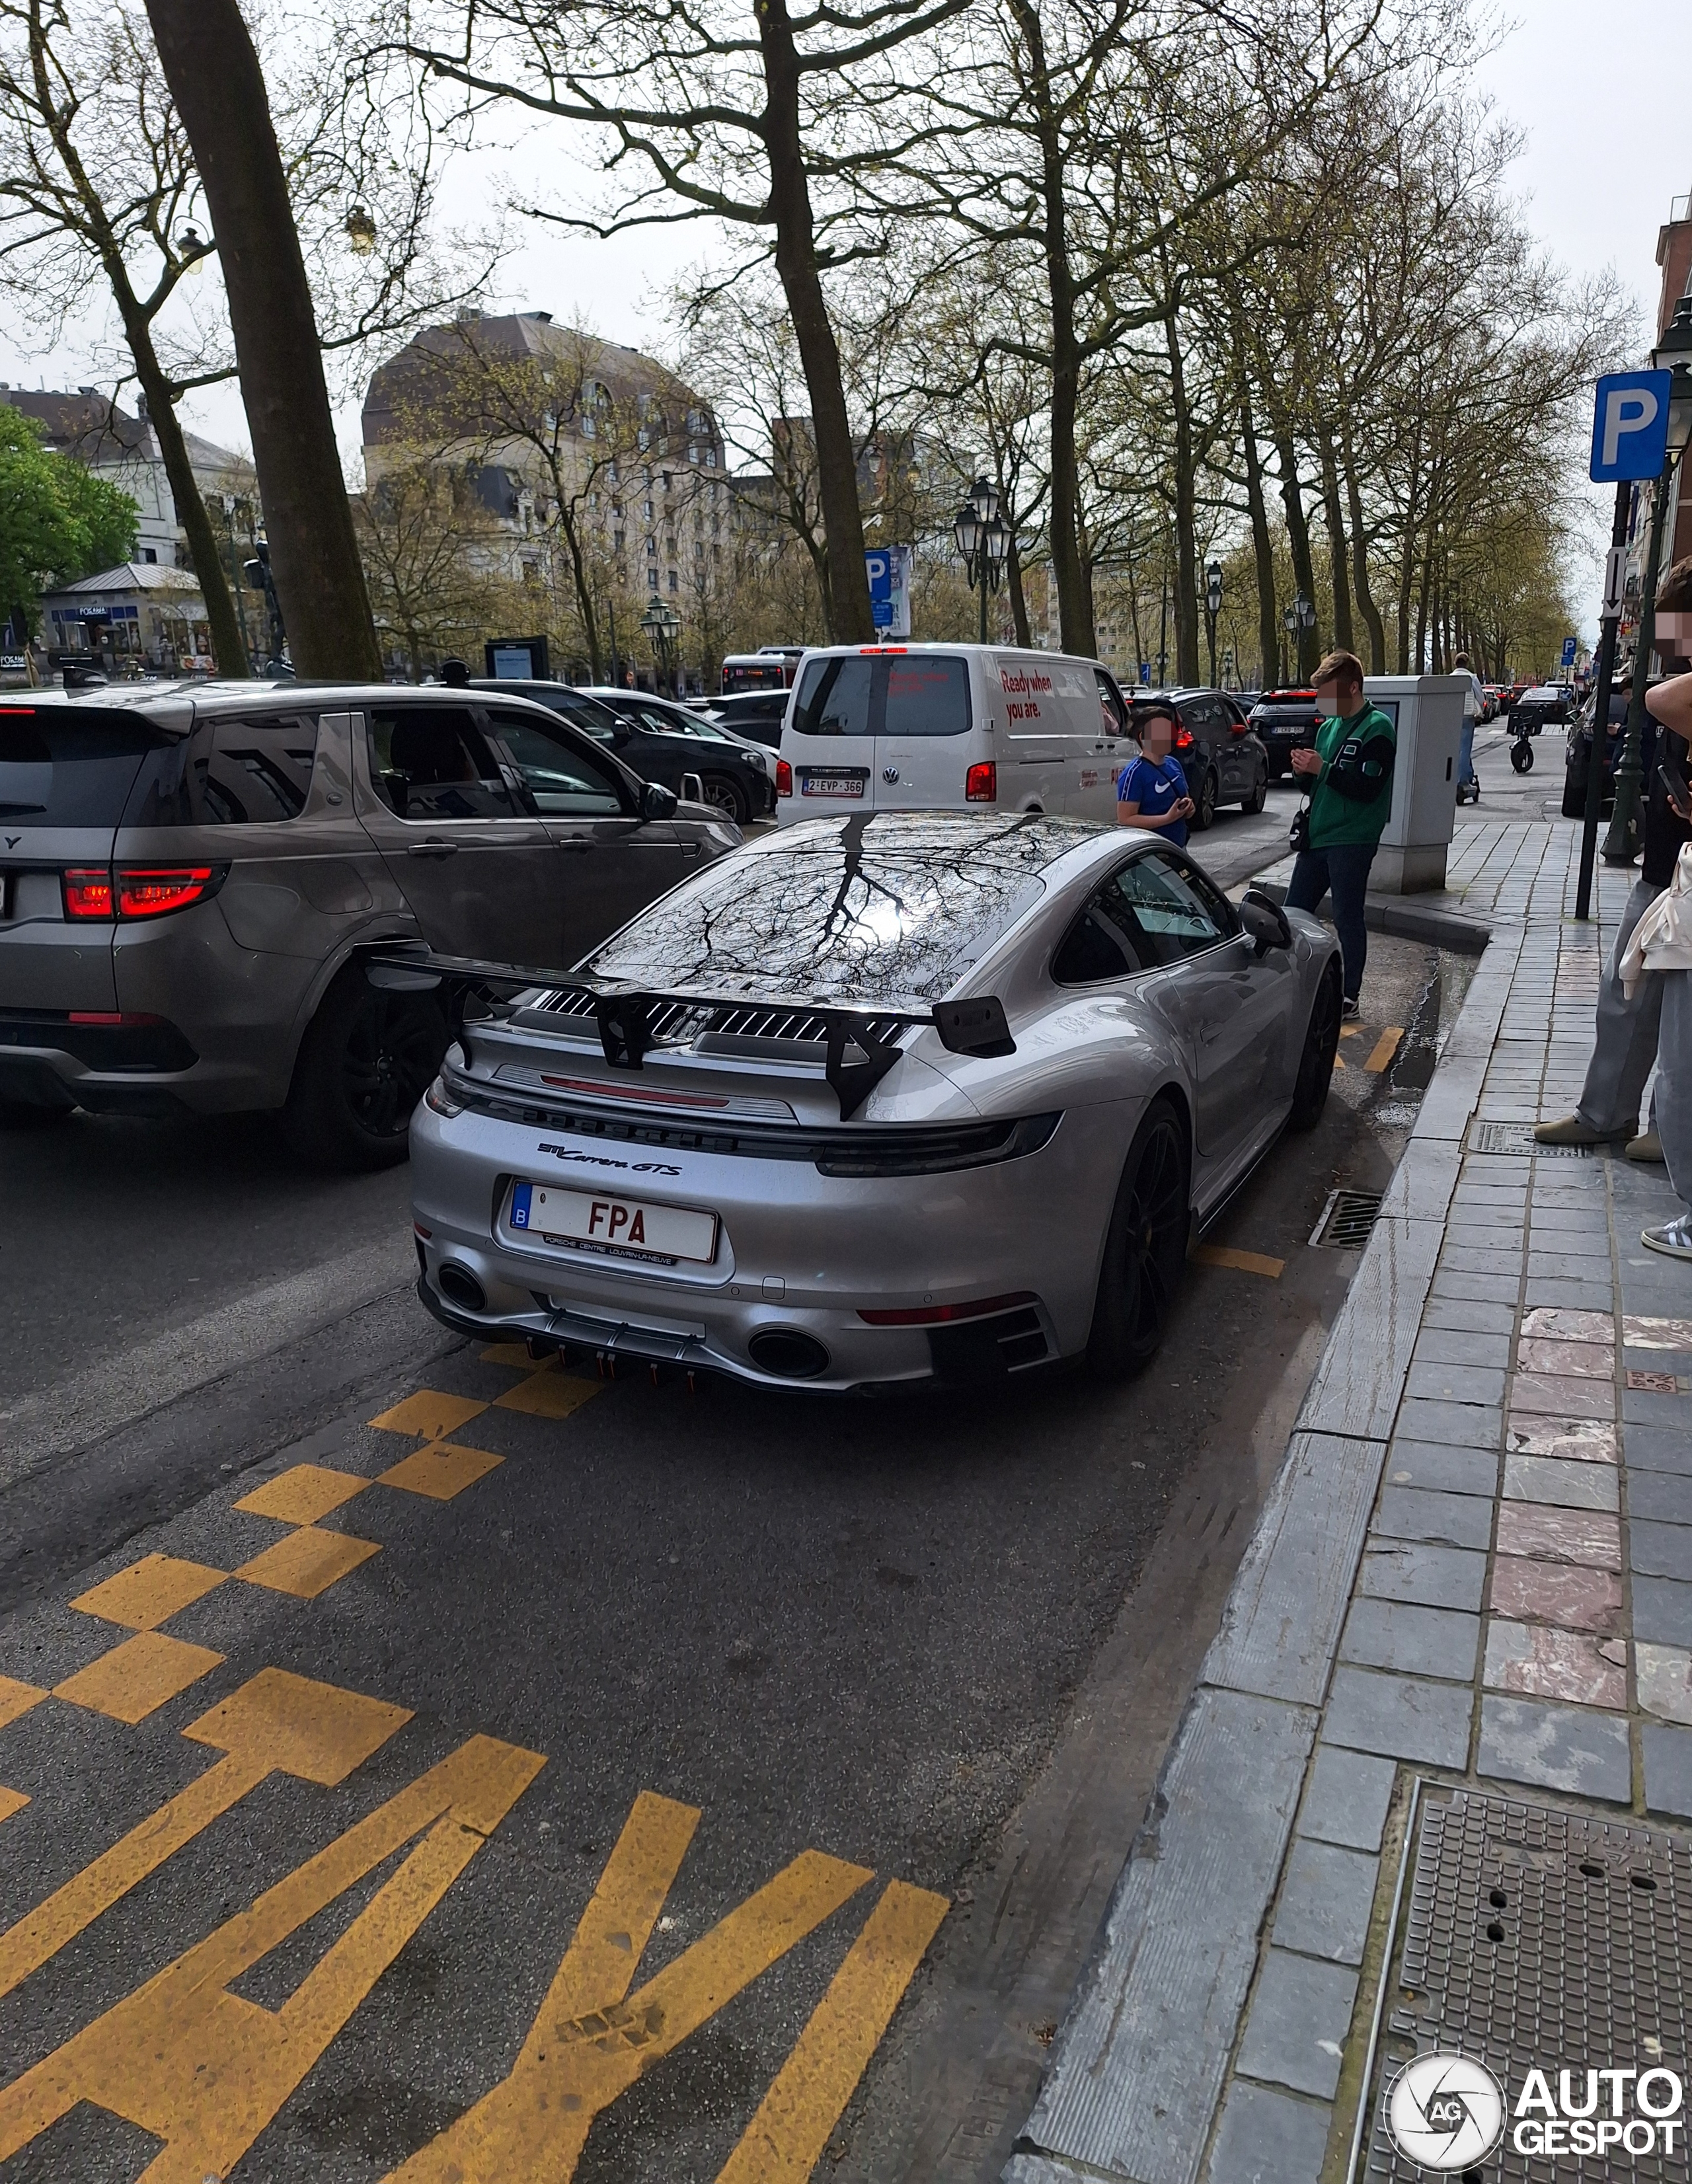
[{"left": 774, "top": 643, "right": 1135, "bottom": 825}]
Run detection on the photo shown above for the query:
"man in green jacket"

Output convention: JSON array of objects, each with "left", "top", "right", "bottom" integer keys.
[{"left": 1286, "top": 650, "right": 1397, "bottom": 1018}]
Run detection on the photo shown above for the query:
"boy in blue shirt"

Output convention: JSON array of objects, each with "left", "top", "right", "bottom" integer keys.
[{"left": 1117, "top": 701, "right": 1195, "bottom": 845}]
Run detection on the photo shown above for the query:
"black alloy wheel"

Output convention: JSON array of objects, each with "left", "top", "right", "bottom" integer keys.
[
  {"left": 1087, "top": 1097, "right": 1191, "bottom": 1378},
  {"left": 1191, "top": 767, "right": 1217, "bottom": 830},
  {"left": 282, "top": 971, "right": 448, "bottom": 1172},
  {"left": 1288, "top": 960, "right": 1343, "bottom": 1131},
  {"left": 1242, "top": 765, "right": 1268, "bottom": 815},
  {"left": 698, "top": 772, "right": 750, "bottom": 824}
]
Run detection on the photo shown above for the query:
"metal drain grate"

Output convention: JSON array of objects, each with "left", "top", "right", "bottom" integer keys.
[
  {"left": 1311, "top": 1188, "right": 1384, "bottom": 1248},
  {"left": 1353, "top": 1787, "right": 1692, "bottom": 2184},
  {"left": 1469, "top": 1120, "right": 1594, "bottom": 1158}
]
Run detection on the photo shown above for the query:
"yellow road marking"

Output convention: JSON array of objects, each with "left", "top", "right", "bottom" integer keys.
[
  {"left": 71, "top": 1553, "right": 227, "bottom": 1631},
  {"left": 1190, "top": 1243, "right": 1285, "bottom": 1278},
  {"left": 390, "top": 1825, "right": 872, "bottom": 2181},
  {"left": 1365, "top": 1026, "right": 1404, "bottom": 1073},
  {"left": 54, "top": 1631, "right": 223, "bottom": 1726},
  {"left": 716, "top": 1879, "right": 949, "bottom": 2183},
  {"left": 370, "top": 1390, "right": 490, "bottom": 1439},
  {"left": 0, "top": 1670, "right": 409, "bottom": 2000},
  {"left": 480, "top": 1341, "right": 557, "bottom": 1372},
  {"left": 236, "top": 1464, "right": 369, "bottom": 1525},
  {"left": 0, "top": 1733, "right": 543, "bottom": 2176},
  {"left": 0, "top": 1676, "right": 45, "bottom": 1730},
  {"left": 0, "top": 1788, "right": 27, "bottom": 1825},
  {"left": 377, "top": 1441, "right": 504, "bottom": 1500},
  {"left": 493, "top": 1372, "right": 601, "bottom": 1419},
  {"left": 237, "top": 1526, "right": 381, "bottom": 1599}
]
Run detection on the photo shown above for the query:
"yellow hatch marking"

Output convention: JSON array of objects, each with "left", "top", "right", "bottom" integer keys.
[
  {"left": 369, "top": 1390, "right": 490, "bottom": 1439},
  {"left": 1190, "top": 1243, "right": 1285, "bottom": 1278},
  {"left": 1365, "top": 1027, "right": 1404, "bottom": 1073},
  {"left": 0, "top": 1789, "right": 28, "bottom": 1826},
  {"left": 0, "top": 1676, "right": 46, "bottom": 1731},
  {"left": 0, "top": 1734, "right": 543, "bottom": 2175},
  {"left": 71, "top": 1554, "right": 228, "bottom": 1631},
  {"left": 493, "top": 1373, "right": 601, "bottom": 1420},
  {"left": 480, "top": 1342, "right": 557, "bottom": 1372},
  {"left": 377, "top": 1441, "right": 504, "bottom": 1501},
  {"left": 54, "top": 1632, "right": 224, "bottom": 1726},
  {"left": 716, "top": 1879, "right": 949, "bottom": 2183},
  {"left": 235, "top": 1464, "right": 370, "bottom": 1526},
  {"left": 236, "top": 1527, "right": 381, "bottom": 1599},
  {"left": 0, "top": 1669, "right": 409, "bottom": 2001}
]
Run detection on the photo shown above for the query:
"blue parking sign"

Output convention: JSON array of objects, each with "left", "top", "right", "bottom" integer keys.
[
  {"left": 1590, "top": 371, "right": 1672, "bottom": 482},
  {"left": 1560, "top": 636, "right": 1577, "bottom": 667}
]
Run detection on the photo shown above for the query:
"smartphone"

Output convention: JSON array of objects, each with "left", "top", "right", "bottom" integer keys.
[{"left": 1661, "top": 746, "right": 1691, "bottom": 810}]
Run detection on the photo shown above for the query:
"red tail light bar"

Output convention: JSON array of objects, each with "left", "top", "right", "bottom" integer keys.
[
  {"left": 776, "top": 758, "right": 793, "bottom": 798},
  {"left": 61, "top": 865, "right": 226, "bottom": 921}
]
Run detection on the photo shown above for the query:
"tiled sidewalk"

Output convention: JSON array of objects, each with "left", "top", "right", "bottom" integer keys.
[{"left": 1009, "top": 822, "right": 1692, "bottom": 2184}]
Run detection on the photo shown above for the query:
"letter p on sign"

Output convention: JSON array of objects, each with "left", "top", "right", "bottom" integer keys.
[{"left": 1592, "top": 369, "right": 1672, "bottom": 481}]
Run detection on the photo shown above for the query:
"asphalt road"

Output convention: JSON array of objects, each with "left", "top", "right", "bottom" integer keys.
[{"left": 0, "top": 769, "right": 1469, "bottom": 2182}]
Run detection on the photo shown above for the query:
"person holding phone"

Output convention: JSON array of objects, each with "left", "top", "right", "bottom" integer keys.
[
  {"left": 1118, "top": 702, "right": 1196, "bottom": 846},
  {"left": 1286, "top": 650, "right": 1397, "bottom": 1018}
]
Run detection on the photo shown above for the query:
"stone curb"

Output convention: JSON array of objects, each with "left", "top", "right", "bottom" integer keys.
[{"left": 1003, "top": 919, "right": 1516, "bottom": 2184}]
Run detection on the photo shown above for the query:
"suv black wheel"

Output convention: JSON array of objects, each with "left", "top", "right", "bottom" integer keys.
[
  {"left": 698, "top": 772, "right": 749, "bottom": 825},
  {"left": 1288, "top": 961, "right": 1342, "bottom": 1131},
  {"left": 1087, "top": 1097, "right": 1190, "bottom": 1378},
  {"left": 1191, "top": 767, "right": 1217, "bottom": 830},
  {"left": 1242, "top": 767, "right": 1268, "bottom": 815},
  {"left": 281, "top": 969, "right": 448, "bottom": 1172}
]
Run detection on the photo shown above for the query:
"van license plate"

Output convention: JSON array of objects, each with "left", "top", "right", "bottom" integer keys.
[
  {"left": 509, "top": 1181, "right": 718, "bottom": 1264},
  {"left": 800, "top": 769, "right": 866, "bottom": 798}
]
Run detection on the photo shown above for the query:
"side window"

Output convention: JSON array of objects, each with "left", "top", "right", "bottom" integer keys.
[
  {"left": 1109, "top": 850, "right": 1233, "bottom": 967},
  {"left": 191, "top": 712, "right": 319, "bottom": 823},
  {"left": 486, "top": 714, "right": 627, "bottom": 817},
  {"left": 792, "top": 656, "right": 874, "bottom": 737},
  {"left": 1095, "top": 670, "right": 1127, "bottom": 737},
  {"left": 366, "top": 706, "right": 515, "bottom": 821},
  {"left": 1052, "top": 876, "right": 1146, "bottom": 985}
]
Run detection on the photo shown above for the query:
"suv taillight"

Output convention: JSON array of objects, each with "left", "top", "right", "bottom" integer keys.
[
  {"left": 116, "top": 866, "right": 220, "bottom": 918},
  {"left": 1173, "top": 724, "right": 1194, "bottom": 751},
  {"left": 61, "top": 868, "right": 114, "bottom": 919},
  {"left": 966, "top": 761, "right": 997, "bottom": 802},
  {"left": 776, "top": 759, "right": 793, "bottom": 798}
]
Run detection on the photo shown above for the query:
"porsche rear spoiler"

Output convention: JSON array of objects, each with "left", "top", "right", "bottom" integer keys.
[{"left": 362, "top": 946, "right": 1014, "bottom": 1119}]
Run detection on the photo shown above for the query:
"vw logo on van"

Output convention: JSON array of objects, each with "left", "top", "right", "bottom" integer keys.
[{"left": 883, "top": 767, "right": 900, "bottom": 783}]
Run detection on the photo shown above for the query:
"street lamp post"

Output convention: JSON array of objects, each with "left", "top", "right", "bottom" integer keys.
[
  {"left": 1295, "top": 593, "right": 1315, "bottom": 681},
  {"left": 639, "top": 595, "right": 682, "bottom": 696},
  {"left": 1603, "top": 298, "right": 1692, "bottom": 866},
  {"left": 218, "top": 492, "right": 250, "bottom": 670},
  {"left": 1205, "top": 560, "right": 1222, "bottom": 688},
  {"left": 1281, "top": 605, "right": 1296, "bottom": 688},
  {"left": 952, "top": 475, "right": 1011, "bottom": 646}
]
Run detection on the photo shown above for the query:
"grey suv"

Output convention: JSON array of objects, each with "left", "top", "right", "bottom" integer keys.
[{"left": 0, "top": 682, "right": 738, "bottom": 1166}]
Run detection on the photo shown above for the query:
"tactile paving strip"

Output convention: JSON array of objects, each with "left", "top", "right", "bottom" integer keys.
[{"left": 1361, "top": 1788, "right": 1692, "bottom": 2183}]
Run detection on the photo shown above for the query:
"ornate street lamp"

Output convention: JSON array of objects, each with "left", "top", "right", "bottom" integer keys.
[
  {"left": 640, "top": 594, "right": 682, "bottom": 695},
  {"left": 1604, "top": 295, "right": 1692, "bottom": 864},
  {"left": 344, "top": 205, "right": 377, "bottom": 256},
  {"left": 1205, "top": 559, "right": 1223, "bottom": 687},
  {"left": 1281, "top": 603, "right": 1296, "bottom": 687},
  {"left": 953, "top": 474, "right": 1011, "bottom": 644}
]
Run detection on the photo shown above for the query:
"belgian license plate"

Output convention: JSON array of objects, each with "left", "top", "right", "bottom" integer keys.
[
  {"left": 800, "top": 769, "right": 866, "bottom": 799},
  {"left": 509, "top": 1180, "right": 718, "bottom": 1264}
]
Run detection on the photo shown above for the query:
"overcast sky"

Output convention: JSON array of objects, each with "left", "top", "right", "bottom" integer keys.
[{"left": 1, "top": 0, "right": 1687, "bottom": 626}]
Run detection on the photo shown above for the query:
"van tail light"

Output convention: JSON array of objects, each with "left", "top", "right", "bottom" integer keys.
[
  {"left": 61, "top": 868, "right": 114, "bottom": 919},
  {"left": 115, "top": 866, "right": 222, "bottom": 918},
  {"left": 966, "top": 761, "right": 997, "bottom": 802},
  {"left": 1173, "top": 725, "right": 1194, "bottom": 751},
  {"left": 776, "top": 759, "right": 793, "bottom": 798}
]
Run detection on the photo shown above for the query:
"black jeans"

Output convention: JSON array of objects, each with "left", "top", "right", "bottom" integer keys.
[{"left": 1286, "top": 841, "right": 1377, "bottom": 1002}]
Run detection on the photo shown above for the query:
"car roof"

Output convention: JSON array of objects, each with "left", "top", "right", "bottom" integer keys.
[{"left": 22, "top": 679, "right": 607, "bottom": 736}]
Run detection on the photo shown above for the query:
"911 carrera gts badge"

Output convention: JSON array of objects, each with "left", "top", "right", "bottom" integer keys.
[{"left": 537, "top": 1143, "right": 683, "bottom": 1177}]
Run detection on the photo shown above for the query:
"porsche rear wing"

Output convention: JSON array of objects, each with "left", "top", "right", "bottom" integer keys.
[{"left": 362, "top": 946, "right": 1014, "bottom": 1119}]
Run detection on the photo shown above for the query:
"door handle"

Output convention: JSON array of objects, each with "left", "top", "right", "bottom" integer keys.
[
  {"left": 406, "top": 839, "right": 458, "bottom": 858},
  {"left": 555, "top": 839, "right": 592, "bottom": 854}
]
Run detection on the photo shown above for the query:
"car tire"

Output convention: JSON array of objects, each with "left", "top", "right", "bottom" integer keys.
[
  {"left": 1192, "top": 768, "right": 1217, "bottom": 830},
  {"left": 698, "top": 772, "right": 749, "bottom": 825},
  {"left": 1242, "top": 769, "right": 1267, "bottom": 815},
  {"left": 1086, "top": 1096, "right": 1191, "bottom": 1379},
  {"left": 280, "top": 969, "right": 449, "bottom": 1172},
  {"left": 1288, "top": 961, "right": 1342, "bottom": 1132},
  {"left": 1562, "top": 776, "right": 1586, "bottom": 818},
  {"left": 1510, "top": 740, "right": 1535, "bottom": 774},
  {"left": 0, "top": 1098, "right": 73, "bottom": 1129}
]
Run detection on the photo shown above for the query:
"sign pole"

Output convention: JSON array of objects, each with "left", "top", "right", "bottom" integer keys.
[{"left": 1575, "top": 482, "right": 1633, "bottom": 919}]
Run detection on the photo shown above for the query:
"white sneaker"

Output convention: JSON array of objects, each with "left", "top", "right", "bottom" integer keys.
[{"left": 1641, "top": 1215, "right": 1692, "bottom": 1261}]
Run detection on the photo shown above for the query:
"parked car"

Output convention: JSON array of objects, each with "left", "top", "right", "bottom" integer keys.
[
  {"left": 1514, "top": 685, "right": 1572, "bottom": 737},
  {"left": 1138, "top": 687, "right": 1270, "bottom": 826},
  {"left": 1561, "top": 690, "right": 1654, "bottom": 818},
  {"left": 1246, "top": 689, "right": 1322, "bottom": 780},
  {"left": 563, "top": 685, "right": 776, "bottom": 826},
  {"left": 707, "top": 689, "right": 790, "bottom": 749},
  {"left": 0, "top": 683, "right": 738, "bottom": 1163},
  {"left": 777, "top": 643, "right": 1134, "bottom": 824},
  {"left": 403, "top": 813, "right": 1342, "bottom": 1390}
]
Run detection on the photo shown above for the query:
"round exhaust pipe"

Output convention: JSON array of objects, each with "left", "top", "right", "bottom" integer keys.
[
  {"left": 748, "top": 1328, "right": 830, "bottom": 1380},
  {"left": 436, "top": 1261, "right": 487, "bottom": 1312}
]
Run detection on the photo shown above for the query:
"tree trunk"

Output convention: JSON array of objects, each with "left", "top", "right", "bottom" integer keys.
[
  {"left": 1165, "top": 310, "right": 1200, "bottom": 683},
  {"left": 1011, "top": 0, "right": 1094, "bottom": 658},
  {"left": 141, "top": 0, "right": 381, "bottom": 679},
  {"left": 1317, "top": 428, "right": 1353, "bottom": 654},
  {"left": 1239, "top": 375, "right": 1279, "bottom": 691},
  {"left": 1272, "top": 422, "right": 1320, "bottom": 674},
  {"left": 1340, "top": 426, "right": 1386, "bottom": 673},
  {"left": 756, "top": 0, "right": 873, "bottom": 644},
  {"left": 555, "top": 508, "right": 601, "bottom": 679}
]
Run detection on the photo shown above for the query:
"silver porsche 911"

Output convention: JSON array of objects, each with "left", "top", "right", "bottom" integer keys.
[{"left": 399, "top": 812, "right": 1341, "bottom": 1391}]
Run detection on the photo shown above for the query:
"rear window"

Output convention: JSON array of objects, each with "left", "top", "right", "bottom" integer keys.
[
  {"left": 791, "top": 655, "right": 971, "bottom": 739},
  {"left": 120, "top": 712, "right": 321, "bottom": 827},
  {"left": 0, "top": 706, "right": 165, "bottom": 828},
  {"left": 591, "top": 813, "right": 1087, "bottom": 1006}
]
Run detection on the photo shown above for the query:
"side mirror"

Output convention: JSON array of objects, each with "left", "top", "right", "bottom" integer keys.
[
  {"left": 1240, "top": 887, "right": 1291, "bottom": 956},
  {"left": 641, "top": 778, "right": 680, "bottom": 820},
  {"left": 677, "top": 772, "right": 705, "bottom": 807}
]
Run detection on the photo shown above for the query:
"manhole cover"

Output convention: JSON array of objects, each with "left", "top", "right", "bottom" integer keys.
[
  {"left": 1312, "top": 1189, "right": 1383, "bottom": 1248},
  {"left": 1354, "top": 1787, "right": 1692, "bottom": 2183},
  {"left": 1468, "top": 1121, "right": 1594, "bottom": 1158}
]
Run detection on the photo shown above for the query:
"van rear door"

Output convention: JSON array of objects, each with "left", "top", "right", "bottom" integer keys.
[
  {"left": 782, "top": 653, "right": 876, "bottom": 818},
  {"left": 870, "top": 652, "right": 973, "bottom": 810}
]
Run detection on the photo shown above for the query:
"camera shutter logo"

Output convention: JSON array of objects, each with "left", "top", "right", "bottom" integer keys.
[{"left": 1385, "top": 2053, "right": 1506, "bottom": 2170}]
